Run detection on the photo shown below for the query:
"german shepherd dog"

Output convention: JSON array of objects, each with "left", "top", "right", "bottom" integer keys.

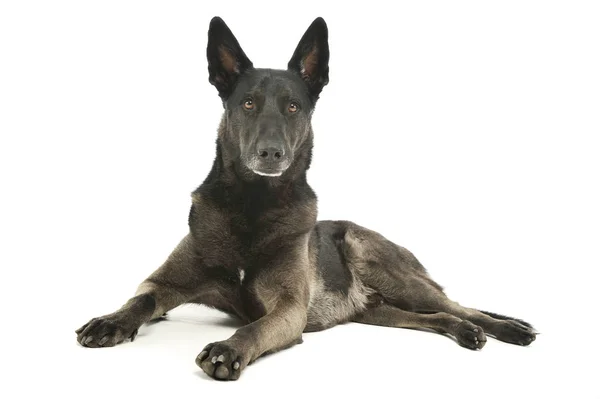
[{"left": 76, "top": 17, "right": 536, "bottom": 380}]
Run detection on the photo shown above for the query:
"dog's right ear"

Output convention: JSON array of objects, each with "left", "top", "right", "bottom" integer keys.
[{"left": 207, "top": 17, "right": 253, "bottom": 100}]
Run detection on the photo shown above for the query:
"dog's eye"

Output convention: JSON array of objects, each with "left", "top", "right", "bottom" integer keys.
[
  {"left": 288, "top": 102, "right": 299, "bottom": 113},
  {"left": 243, "top": 99, "right": 254, "bottom": 110}
]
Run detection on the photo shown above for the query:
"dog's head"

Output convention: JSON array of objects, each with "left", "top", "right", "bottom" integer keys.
[{"left": 207, "top": 17, "right": 329, "bottom": 178}]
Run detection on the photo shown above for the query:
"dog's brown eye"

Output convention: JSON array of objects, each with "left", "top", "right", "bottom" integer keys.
[
  {"left": 288, "top": 102, "right": 299, "bottom": 113},
  {"left": 243, "top": 99, "right": 254, "bottom": 110}
]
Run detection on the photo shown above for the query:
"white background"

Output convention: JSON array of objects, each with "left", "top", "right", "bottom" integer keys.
[{"left": 1, "top": 1, "right": 599, "bottom": 398}]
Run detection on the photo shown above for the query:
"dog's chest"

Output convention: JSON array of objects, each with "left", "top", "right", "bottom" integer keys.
[
  {"left": 191, "top": 213, "right": 269, "bottom": 321},
  {"left": 189, "top": 190, "right": 311, "bottom": 322},
  {"left": 209, "top": 264, "right": 268, "bottom": 323}
]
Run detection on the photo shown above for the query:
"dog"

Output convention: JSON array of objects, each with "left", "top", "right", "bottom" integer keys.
[{"left": 76, "top": 17, "right": 536, "bottom": 381}]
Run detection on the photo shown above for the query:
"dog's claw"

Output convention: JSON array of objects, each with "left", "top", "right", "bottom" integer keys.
[
  {"left": 198, "top": 351, "right": 208, "bottom": 361},
  {"left": 217, "top": 355, "right": 225, "bottom": 363},
  {"left": 211, "top": 356, "right": 218, "bottom": 364},
  {"left": 233, "top": 361, "right": 240, "bottom": 370},
  {"left": 76, "top": 315, "right": 137, "bottom": 348},
  {"left": 130, "top": 329, "right": 138, "bottom": 342}
]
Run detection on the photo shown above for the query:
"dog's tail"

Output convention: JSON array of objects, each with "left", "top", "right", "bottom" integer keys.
[{"left": 478, "top": 310, "right": 535, "bottom": 330}]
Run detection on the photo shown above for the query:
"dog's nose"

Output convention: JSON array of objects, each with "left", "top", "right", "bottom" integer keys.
[{"left": 257, "top": 146, "right": 285, "bottom": 162}]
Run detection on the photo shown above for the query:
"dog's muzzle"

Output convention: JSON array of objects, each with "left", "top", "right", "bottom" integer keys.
[{"left": 247, "top": 146, "right": 291, "bottom": 177}]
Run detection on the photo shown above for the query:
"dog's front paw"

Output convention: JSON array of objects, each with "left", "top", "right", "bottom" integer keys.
[
  {"left": 196, "top": 341, "right": 246, "bottom": 381},
  {"left": 493, "top": 320, "right": 537, "bottom": 346},
  {"left": 455, "top": 320, "right": 487, "bottom": 350},
  {"left": 75, "top": 315, "right": 138, "bottom": 348}
]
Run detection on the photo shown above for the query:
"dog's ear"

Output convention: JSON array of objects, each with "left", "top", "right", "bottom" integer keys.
[
  {"left": 207, "top": 17, "right": 253, "bottom": 100},
  {"left": 288, "top": 17, "right": 329, "bottom": 101}
]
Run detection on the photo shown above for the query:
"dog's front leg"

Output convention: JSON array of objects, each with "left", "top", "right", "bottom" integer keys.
[
  {"left": 196, "top": 295, "right": 307, "bottom": 380},
  {"left": 196, "top": 235, "right": 310, "bottom": 380},
  {"left": 196, "top": 240, "right": 310, "bottom": 381},
  {"left": 76, "top": 234, "right": 204, "bottom": 347}
]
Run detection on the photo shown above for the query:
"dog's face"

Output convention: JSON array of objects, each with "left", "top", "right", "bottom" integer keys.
[{"left": 207, "top": 17, "right": 329, "bottom": 178}]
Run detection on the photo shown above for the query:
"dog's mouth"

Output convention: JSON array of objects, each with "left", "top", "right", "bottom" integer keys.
[
  {"left": 251, "top": 169, "right": 284, "bottom": 177},
  {"left": 245, "top": 158, "right": 290, "bottom": 178}
]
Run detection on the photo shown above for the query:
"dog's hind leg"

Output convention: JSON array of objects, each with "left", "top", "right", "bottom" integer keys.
[
  {"left": 342, "top": 223, "right": 536, "bottom": 346},
  {"left": 366, "top": 272, "right": 537, "bottom": 346},
  {"left": 476, "top": 310, "right": 534, "bottom": 329},
  {"left": 368, "top": 275, "right": 537, "bottom": 346},
  {"left": 362, "top": 272, "right": 537, "bottom": 346},
  {"left": 353, "top": 304, "right": 486, "bottom": 350},
  {"left": 432, "top": 301, "right": 537, "bottom": 346},
  {"left": 76, "top": 234, "right": 205, "bottom": 348}
]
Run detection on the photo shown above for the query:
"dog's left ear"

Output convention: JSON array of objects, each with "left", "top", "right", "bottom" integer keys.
[
  {"left": 288, "top": 17, "right": 330, "bottom": 101},
  {"left": 207, "top": 17, "right": 253, "bottom": 100}
]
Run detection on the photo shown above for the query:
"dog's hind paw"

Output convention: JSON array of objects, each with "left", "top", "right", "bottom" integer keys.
[
  {"left": 493, "top": 320, "right": 537, "bottom": 346},
  {"left": 455, "top": 320, "right": 487, "bottom": 350}
]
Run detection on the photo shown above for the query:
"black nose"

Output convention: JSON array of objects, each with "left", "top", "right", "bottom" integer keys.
[{"left": 257, "top": 146, "right": 285, "bottom": 162}]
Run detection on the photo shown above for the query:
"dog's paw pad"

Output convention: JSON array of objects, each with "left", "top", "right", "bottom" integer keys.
[
  {"left": 456, "top": 320, "right": 487, "bottom": 350},
  {"left": 196, "top": 342, "right": 244, "bottom": 381}
]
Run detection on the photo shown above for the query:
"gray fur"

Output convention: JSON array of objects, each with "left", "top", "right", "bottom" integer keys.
[{"left": 75, "top": 17, "right": 536, "bottom": 381}]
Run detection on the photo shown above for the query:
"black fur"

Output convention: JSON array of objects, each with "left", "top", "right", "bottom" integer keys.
[
  {"left": 313, "top": 221, "right": 353, "bottom": 294},
  {"left": 207, "top": 17, "right": 253, "bottom": 101},
  {"left": 288, "top": 17, "right": 330, "bottom": 102},
  {"left": 76, "top": 17, "right": 536, "bottom": 381},
  {"left": 478, "top": 310, "right": 534, "bottom": 329}
]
